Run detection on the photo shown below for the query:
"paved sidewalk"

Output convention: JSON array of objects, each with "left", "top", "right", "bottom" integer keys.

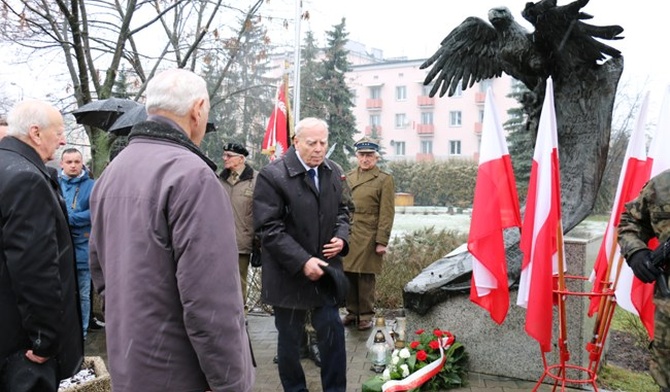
[{"left": 85, "top": 311, "right": 596, "bottom": 391}]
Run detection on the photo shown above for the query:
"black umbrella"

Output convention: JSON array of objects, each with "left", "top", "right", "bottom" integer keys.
[
  {"left": 72, "top": 98, "right": 142, "bottom": 130},
  {"left": 108, "top": 104, "right": 216, "bottom": 136}
]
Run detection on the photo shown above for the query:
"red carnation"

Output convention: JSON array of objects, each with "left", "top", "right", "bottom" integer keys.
[
  {"left": 433, "top": 329, "right": 443, "bottom": 337},
  {"left": 410, "top": 341, "right": 420, "bottom": 349},
  {"left": 429, "top": 340, "right": 440, "bottom": 350},
  {"left": 416, "top": 350, "right": 427, "bottom": 361},
  {"left": 415, "top": 329, "right": 425, "bottom": 335}
]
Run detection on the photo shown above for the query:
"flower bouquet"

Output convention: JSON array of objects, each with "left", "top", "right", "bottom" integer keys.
[{"left": 362, "top": 328, "right": 468, "bottom": 392}]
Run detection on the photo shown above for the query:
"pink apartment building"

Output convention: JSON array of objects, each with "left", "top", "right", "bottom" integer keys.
[{"left": 347, "top": 59, "right": 518, "bottom": 162}]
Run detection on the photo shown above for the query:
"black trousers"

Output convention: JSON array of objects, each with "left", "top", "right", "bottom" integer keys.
[
  {"left": 0, "top": 351, "right": 58, "bottom": 392},
  {"left": 274, "top": 305, "right": 346, "bottom": 392}
]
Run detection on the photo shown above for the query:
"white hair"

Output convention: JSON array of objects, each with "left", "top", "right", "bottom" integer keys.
[
  {"left": 295, "top": 117, "right": 328, "bottom": 137},
  {"left": 6, "top": 100, "right": 58, "bottom": 137},
  {"left": 145, "top": 69, "right": 208, "bottom": 117}
]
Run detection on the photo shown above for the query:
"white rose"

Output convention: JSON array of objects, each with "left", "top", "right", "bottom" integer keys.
[
  {"left": 400, "top": 364, "right": 410, "bottom": 378},
  {"left": 382, "top": 368, "right": 391, "bottom": 381},
  {"left": 392, "top": 355, "right": 400, "bottom": 365},
  {"left": 391, "top": 349, "right": 399, "bottom": 358},
  {"left": 399, "top": 348, "right": 411, "bottom": 359}
]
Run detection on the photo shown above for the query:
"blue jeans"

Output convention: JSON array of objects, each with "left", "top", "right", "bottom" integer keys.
[
  {"left": 77, "top": 269, "right": 91, "bottom": 339},
  {"left": 274, "top": 305, "right": 346, "bottom": 392}
]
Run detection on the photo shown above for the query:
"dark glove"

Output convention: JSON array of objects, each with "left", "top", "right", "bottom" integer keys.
[{"left": 627, "top": 249, "right": 663, "bottom": 284}]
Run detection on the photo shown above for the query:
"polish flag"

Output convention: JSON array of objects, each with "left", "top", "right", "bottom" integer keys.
[
  {"left": 619, "top": 85, "right": 670, "bottom": 339},
  {"left": 468, "top": 87, "right": 521, "bottom": 325},
  {"left": 262, "top": 80, "right": 291, "bottom": 160},
  {"left": 588, "top": 92, "right": 650, "bottom": 318},
  {"left": 517, "top": 77, "right": 563, "bottom": 352}
]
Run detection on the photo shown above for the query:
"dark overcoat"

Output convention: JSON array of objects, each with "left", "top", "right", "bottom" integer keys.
[
  {"left": 0, "top": 136, "right": 84, "bottom": 380},
  {"left": 253, "top": 146, "right": 350, "bottom": 309}
]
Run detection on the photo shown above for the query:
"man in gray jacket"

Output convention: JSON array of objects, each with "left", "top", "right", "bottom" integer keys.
[{"left": 89, "top": 68, "right": 254, "bottom": 391}]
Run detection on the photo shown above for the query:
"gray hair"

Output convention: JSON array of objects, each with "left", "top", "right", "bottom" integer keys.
[
  {"left": 295, "top": 117, "right": 328, "bottom": 138},
  {"left": 145, "top": 69, "right": 208, "bottom": 117},
  {"left": 7, "top": 100, "right": 58, "bottom": 137}
]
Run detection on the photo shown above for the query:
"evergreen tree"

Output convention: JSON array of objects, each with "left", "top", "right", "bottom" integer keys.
[
  {"left": 504, "top": 80, "right": 534, "bottom": 201},
  {"left": 300, "top": 31, "right": 326, "bottom": 119},
  {"left": 200, "top": 18, "right": 274, "bottom": 169},
  {"left": 320, "top": 18, "right": 357, "bottom": 170}
]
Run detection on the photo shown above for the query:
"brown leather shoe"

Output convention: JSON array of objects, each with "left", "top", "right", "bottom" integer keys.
[
  {"left": 342, "top": 314, "right": 357, "bottom": 326},
  {"left": 357, "top": 319, "right": 373, "bottom": 331}
]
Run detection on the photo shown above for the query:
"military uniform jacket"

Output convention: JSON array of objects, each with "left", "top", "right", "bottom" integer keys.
[
  {"left": 343, "top": 166, "right": 395, "bottom": 274},
  {"left": 619, "top": 167, "right": 670, "bottom": 280}
]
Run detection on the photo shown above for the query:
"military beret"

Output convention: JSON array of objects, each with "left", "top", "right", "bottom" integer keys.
[
  {"left": 224, "top": 142, "right": 249, "bottom": 157},
  {"left": 354, "top": 137, "right": 379, "bottom": 153}
]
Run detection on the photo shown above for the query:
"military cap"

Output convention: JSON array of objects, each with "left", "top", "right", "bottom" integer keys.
[
  {"left": 354, "top": 137, "right": 379, "bottom": 153},
  {"left": 223, "top": 142, "right": 249, "bottom": 157}
]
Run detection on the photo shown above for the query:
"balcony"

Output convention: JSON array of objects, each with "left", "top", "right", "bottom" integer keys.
[
  {"left": 366, "top": 99, "right": 383, "bottom": 110},
  {"left": 417, "top": 96, "right": 434, "bottom": 107},
  {"left": 474, "top": 122, "right": 483, "bottom": 134},
  {"left": 365, "top": 126, "right": 382, "bottom": 136},
  {"left": 416, "top": 124, "right": 434, "bottom": 135},
  {"left": 416, "top": 153, "right": 434, "bottom": 162}
]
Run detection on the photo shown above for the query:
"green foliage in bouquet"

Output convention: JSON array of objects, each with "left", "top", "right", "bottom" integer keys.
[{"left": 362, "top": 329, "right": 468, "bottom": 392}]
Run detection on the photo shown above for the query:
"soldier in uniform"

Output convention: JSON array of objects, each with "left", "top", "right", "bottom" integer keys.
[
  {"left": 618, "top": 169, "right": 670, "bottom": 392},
  {"left": 342, "top": 137, "right": 395, "bottom": 330}
]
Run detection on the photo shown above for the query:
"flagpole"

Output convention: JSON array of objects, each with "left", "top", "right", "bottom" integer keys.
[{"left": 292, "top": 0, "right": 302, "bottom": 124}]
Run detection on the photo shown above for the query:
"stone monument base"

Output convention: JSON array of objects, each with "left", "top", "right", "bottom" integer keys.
[{"left": 404, "top": 234, "right": 603, "bottom": 385}]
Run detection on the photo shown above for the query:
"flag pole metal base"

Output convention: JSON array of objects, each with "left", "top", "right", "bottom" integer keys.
[{"left": 532, "top": 275, "right": 616, "bottom": 392}]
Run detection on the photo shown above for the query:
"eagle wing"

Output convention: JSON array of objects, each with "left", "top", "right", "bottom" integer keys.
[
  {"left": 523, "top": 0, "right": 623, "bottom": 69},
  {"left": 420, "top": 17, "right": 503, "bottom": 98}
]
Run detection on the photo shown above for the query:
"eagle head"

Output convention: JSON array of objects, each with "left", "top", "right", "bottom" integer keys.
[{"left": 488, "top": 7, "right": 514, "bottom": 29}]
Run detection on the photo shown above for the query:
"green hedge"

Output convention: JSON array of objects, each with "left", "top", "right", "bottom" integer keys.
[{"left": 387, "top": 160, "right": 478, "bottom": 207}]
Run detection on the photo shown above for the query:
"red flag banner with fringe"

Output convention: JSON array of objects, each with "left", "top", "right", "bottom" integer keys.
[{"left": 262, "top": 80, "right": 291, "bottom": 160}]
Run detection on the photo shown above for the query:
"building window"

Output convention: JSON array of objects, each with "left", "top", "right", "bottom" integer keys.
[
  {"left": 370, "top": 86, "right": 381, "bottom": 99},
  {"left": 479, "top": 79, "right": 492, "bottom": 92},
  {"left": 422, "top": 84, "right": 433, "bottom": 96},
  {"left": 450, "top": 140, "right": 462, "bottom": 155},
  {"left": 478, "top": 109, "right": 485, "bottom": 123},
  {"left": 421, "top": 112, "right": 433, "bottom": 125},
  {"left": 421, "top": 140, "right": 433, "bottom": 154},
  {"left": 449, "top": 111, "right": 462, "bottom": 127},
  {"left": 394, "top": 141, "right": 406, "bottom": 156},
  {"left": 395, "top": 86, "right": 407, "bottom": 101},
  {"left": 395, "top": 113, "right": 407, "bottom": 128},
  {"left": 453, "top": 84, "right": 463, "bottom": 97},
  {"left": 370, "top": 114, "right": 381, "bottom": 126},
  {"left": 350, "top": 88, "right": 357, "bottom": 101}
]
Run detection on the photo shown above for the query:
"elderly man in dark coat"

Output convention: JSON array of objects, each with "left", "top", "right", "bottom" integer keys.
[
  {"left": 0, "top": 100, "right": 83, "bottom": 391},
  {"left": 89, "top": 69, "right": 254, "bottom": 392},
  {"left": 254, "top": 117, "right": 350, "bottom": 392}
]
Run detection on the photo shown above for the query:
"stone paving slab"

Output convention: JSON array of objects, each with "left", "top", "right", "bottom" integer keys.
[{"left": 85, "top": 311, "right": 600, "bottom": 391}]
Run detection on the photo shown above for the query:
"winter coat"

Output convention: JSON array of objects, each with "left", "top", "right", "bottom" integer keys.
[
  {"left": 343, "top": 166, "right": 395, "bottom": 274},
  {"left": 0, "top": 136, "right": 84, "bottom": 380},
  {"left": 219, "top": 164, "right": 258, "bottom": 254},
  {"left": 253, "top": 146, "right": 351, "bottom": 309},
  {"left": 59, "top": 169, "right": 95, "bottom": 269},
  {"left": 89, "top": 120, "right": 254, "bottom": 392}
]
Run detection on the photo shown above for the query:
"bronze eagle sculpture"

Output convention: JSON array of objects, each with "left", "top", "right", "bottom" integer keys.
[{"left": 405, "top": 0, "right": 625, "bottom": 314}]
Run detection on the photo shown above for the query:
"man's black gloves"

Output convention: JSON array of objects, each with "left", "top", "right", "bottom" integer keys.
[{"left": 627, "top": 249, "right": 664, "bottom": 284}]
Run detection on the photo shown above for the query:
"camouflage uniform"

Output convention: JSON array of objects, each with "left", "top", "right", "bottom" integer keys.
[{"left": 618, "top": 169, "right": 670, "bottom": 390}]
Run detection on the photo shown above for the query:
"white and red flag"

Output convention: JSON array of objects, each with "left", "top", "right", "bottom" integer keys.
[
  {"left": 467, "top": 87, "right": 522, "bottom": 325},
  {"left": 517, "top": 77, "right": 563, "bottom": 352},
  {"left": 262, "top": 80, "right": 291, "bottom": 160},
  {"left": 617, "top": 85, "right": 670, "bottom": 339},
  {"left": 588, "top": 92, "right": 650, "bottom": 318}
]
